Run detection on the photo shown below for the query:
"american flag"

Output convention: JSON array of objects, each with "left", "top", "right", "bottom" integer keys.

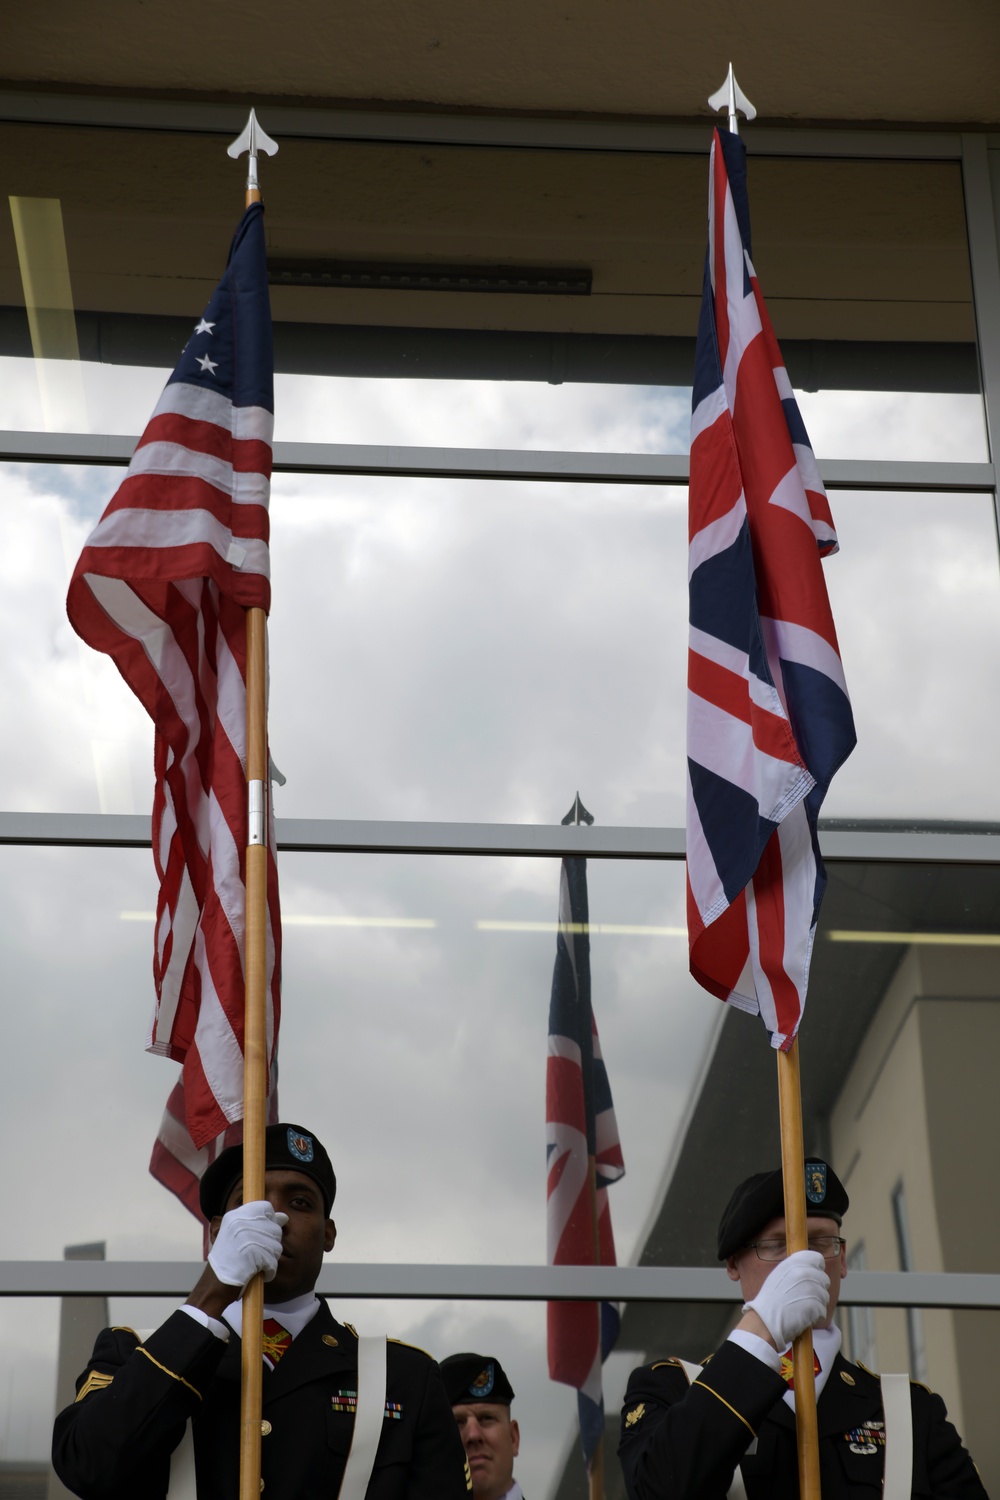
[
  {"left": 66, "top": 202, "right": 281, "bottom": 1150},
  {"left": 686, "top": 127, "right": 856, "bottom": 1049},
  {"left": 149, "top": 1070, "right": 279, "bottom": 1250},
  {"left": 546, "top": 856, "right": 625, "bottom": 1469}
]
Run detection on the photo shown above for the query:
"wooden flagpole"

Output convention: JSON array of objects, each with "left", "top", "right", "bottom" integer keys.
[
  {"left": 240, "top": 604, "right": 269, "bottom": 1500},
  {"left": 777, "top": 1041, "right": 822, "bottom": 1500},
  {"left": 706, "top": 69, "right": 823, "bottom": 1500},
  {"left": 229, "top": 109, "right": 278, "bottom": 1500}
]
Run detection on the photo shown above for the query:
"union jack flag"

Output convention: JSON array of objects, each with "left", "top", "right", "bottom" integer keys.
[
  {"left": 546, "top": 856, "right": 625, "bottom": 1469},
  {"left": 66, "top": 202, "right": 281, "bottom": 1149},
  {"left": 687, "top": 127, "right": 856, "bottom": 1049}
]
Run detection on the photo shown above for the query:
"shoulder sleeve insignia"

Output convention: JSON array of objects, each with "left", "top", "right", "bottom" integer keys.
[
  {"left": 75, "top": 1371, "right": 114, "bottom": 1403},
  {"left": 625, "top": 1403, "right": 646, "bottom": 1428}
]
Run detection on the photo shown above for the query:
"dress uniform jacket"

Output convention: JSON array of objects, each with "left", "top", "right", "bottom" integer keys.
[
  {"left": 53, "top": 1301, "right": 472, "bottom": 1500},
  {"left": 617, "top": 1341, "right": 987, "bottom": 1500}
]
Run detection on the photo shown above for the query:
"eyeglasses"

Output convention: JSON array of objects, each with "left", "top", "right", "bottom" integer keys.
[{"left": 747, "top": 1236, "right": 845, "bottom": 1262}]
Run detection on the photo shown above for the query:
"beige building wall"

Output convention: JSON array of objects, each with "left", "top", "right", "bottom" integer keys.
[{"left": 829, "top": 944, "right": 1000, "bottom": 1492}]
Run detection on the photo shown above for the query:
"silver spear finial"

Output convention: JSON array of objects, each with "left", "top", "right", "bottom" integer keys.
[
  {"left": 227, "top": 108, "right": 279, "bottom": 195},
  {"left": 707, "top": 64, "right": 757, "bottom": 136}
]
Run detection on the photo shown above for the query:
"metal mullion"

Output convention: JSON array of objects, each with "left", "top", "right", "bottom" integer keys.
[
  {"left": 961, "top": 135, "right": 1000, "bottom": 553},
  {"left": 3, "top": 811, "right": 1000, "bottom": 864},
  {"left": 2, "top": 1259, "right": 999, "bottom": 1309},
  {"left": 0, "top": 432, "right": 994, "bottom": 493}
]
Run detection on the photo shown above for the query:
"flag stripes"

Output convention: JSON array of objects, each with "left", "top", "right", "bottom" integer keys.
[
  {"left": 67, "top": 203, "right": 281, "bottom": 1150},
  {"left": 686, "top": 128, "right": 856, "bottom": 1050},
  {"left": 546, "top": 857, "right": 625, "bottom": 1470}
]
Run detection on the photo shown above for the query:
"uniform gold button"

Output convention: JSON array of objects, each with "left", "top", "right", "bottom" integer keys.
[
  {"left": 322, "top": 1334, "right": 338, "bottom": 1347},
  {"left": 840, "top": 1371, "right": 856, "bottom": 1386},
  {"left": 261, "top": 1420, "right": 272, "bottom": 1436}
]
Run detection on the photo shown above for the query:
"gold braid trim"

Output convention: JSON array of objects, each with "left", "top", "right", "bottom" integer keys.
[
  {"left": 691, "top": 1380, "right": 756, "bottom": 1438},
  {"left": 75, "top": 1371, "right": 114, "bottom": 1403},
  {"left": 136, "top": 1346, "right": 203, "bottom": 1400}
]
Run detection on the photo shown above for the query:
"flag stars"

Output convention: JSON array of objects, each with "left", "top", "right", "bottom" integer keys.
[
  {"left": 194, "top": 318, "right": 216, "bottom": 336},
  {"left": 197, "top": 354, "right": 219, "bottom": 375}
]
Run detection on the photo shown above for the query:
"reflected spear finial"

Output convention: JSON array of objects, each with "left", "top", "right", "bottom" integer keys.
[{"left": 561, "top": 793, "right": 594, "bottom": 828}]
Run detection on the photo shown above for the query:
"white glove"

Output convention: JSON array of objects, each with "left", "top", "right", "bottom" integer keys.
[
  {"left": 207, "top": 1201, "right": 288, "bottom": 1291},
  {"left": 744, "top": 1249, "right": 830, "bottom": 1347}
]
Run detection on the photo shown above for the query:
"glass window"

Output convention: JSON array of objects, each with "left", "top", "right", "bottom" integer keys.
[
  {"left": 821, "top": 490, "right": 1000, "bottom": 823},
  {"left": 0, "top": 845, "right": 708, "bottom": 1267},
  {"left": 844, "top": 1241, "right": 878, "bottom": 1370},
  {"left": 0, "top": 125, "right": 984, "bottom": 459},
  {"left": 5, "top": 466, "right": 999, "bottom": 825},
  {"left": 892, "top": 1181, "right": 928, "bottom": 1380}
]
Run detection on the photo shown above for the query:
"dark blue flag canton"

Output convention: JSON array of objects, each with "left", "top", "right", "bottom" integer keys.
[{"left": 169, "top": 202, "right": 274, "bottom": 415}]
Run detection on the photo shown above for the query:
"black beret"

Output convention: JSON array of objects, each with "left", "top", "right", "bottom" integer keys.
[
  {"left": 199, "top": 1123, "right": 336, "bottom": 1221},
  {"left": 717, "top": 1159, "right": 849, "bottom": 1260},
  {"left": 440, "top": 1353, "right": 515, "bottom": 1406}
]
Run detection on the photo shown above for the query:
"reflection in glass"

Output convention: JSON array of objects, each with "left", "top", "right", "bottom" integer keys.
[
  {"left": 0, "top": 124, "right": 986, "bottom": 457},
  {"left": 2, "top": 840, "right": 1000, "bottom": 1489},
  {"left": 4, "top": 467, "right": 1000, "bottom": 825},
  {"left": 892, "top": 1180, "right": 928, "bottom": 1381},
  {"left": 844, "top": 1241, "right": 878, "bottom": 1370}
]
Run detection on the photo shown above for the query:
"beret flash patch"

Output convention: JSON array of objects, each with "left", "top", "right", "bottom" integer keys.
[{"left": 469, "top": 1363, "right": 495, "bottom": 1398}]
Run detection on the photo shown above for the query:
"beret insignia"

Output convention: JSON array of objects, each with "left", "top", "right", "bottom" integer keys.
[
  {"left": 806, "top": 1161, "right": 827, "bottom": 1204},
  {"left": 288, "top": 1129, "right": 315, "bottom": 1163}
]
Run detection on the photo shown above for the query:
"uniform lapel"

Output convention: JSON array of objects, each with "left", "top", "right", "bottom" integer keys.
[
  {"left": 762, "top": 1355, "right": 879, "bottom": 1436},
  {"left": 265, "top": 1303, "right": 359, "bottom": 1399},
  {"left": 215, "top": 1302, "right": 360, "bottom": 1399},
  {"left": 815, "top": 1356, "right": 882, "bottom": 1436}
]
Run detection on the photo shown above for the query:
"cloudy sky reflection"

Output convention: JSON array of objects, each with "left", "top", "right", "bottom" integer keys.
[{"left": 0, "top": 368, "right": 996, "bottom": 1486}]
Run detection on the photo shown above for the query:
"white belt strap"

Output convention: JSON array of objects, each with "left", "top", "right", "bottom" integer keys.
[
  {"left": 880, "top": 1373, "right": 913, "bottom": 1500},
  {"left": 168, "top": 1426, "right": 197, "bottom": 1500},
  {"left": 157, "top": 1330, "right": 389, "bottom": 1500},
  {"left": 135, "top": 1332, "right": 196, "bottom": 1500},
  {"left": 676, "top": 1359, "right": 752, "bottom": 1500},
  {"left": 337, "top": 1335, "right": 389, "bottom": 1500}
]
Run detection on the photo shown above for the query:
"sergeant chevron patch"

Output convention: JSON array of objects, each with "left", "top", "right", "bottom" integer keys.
[{"left": 75, "top": 1371, "right": 114, "bottom": 1402}]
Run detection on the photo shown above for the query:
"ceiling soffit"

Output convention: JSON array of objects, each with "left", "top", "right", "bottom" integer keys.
[{"left": 4, "top": 1, "right": 1000, "bottom": 126}]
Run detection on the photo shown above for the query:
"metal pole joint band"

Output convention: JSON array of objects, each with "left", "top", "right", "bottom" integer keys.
[{"left": 248, "top": 780, "right": 266, "bottom": 846}]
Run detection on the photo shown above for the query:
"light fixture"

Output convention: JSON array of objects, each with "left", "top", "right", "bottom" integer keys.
[
  {"left": 268, "top": 259, "right": 592, "bottom": 295},
  {"left": 824, "top": 929, "right": 1000, "bottom": 946}
]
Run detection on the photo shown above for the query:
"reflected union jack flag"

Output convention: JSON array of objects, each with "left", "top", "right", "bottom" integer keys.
[
  {"left": 546, "top": 856, "right": 625, "bottom": 1469},
  {"left": 686, "top": 127, "right": 856, "bottom": 1049}
]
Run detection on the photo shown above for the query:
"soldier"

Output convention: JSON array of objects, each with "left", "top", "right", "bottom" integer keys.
[
  {"left": 53, "top": 1122, "right": 470, "bottom": 1500},
  {"left": 442, "top": 1353, "right": 522, "bottom": 1500},
  {"left": 618, "top": 1159, "right": 986, "bottom": 1499}
]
